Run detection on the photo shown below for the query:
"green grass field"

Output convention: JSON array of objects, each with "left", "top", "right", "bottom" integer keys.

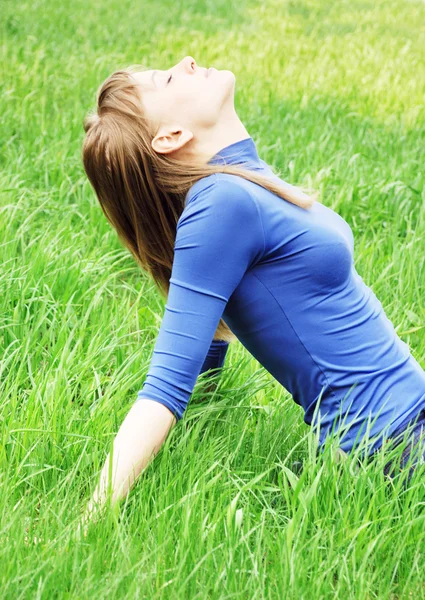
[{"left": 2, "top": 0, "right": 425, "bottom": 597}]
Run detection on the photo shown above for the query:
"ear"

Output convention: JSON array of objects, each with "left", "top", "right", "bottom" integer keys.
[{"left": 151, "top": 128, "right": 194, "bottom": 155}]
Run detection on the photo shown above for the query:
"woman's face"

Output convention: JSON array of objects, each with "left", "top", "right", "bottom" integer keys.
[{"left": 131, "top": 56, "right": 236, "bottom": 141}]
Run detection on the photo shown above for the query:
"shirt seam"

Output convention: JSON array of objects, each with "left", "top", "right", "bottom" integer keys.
[
  {"left": 249, "top": 187, "right": 266, "bottom": 259},
  {"left": 250, "top": 270, "right": 340, "bottom": 405},
  {"left": 212, "top": 173, "right": 266, "bottom": 260}
]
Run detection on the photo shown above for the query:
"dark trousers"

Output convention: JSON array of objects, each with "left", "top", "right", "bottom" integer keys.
[
  {"left": 199, "top": 340, "right": 229, "bottom": 377},
  {"left": 380, "top": 408, "right": 425, "bottom": 480}
]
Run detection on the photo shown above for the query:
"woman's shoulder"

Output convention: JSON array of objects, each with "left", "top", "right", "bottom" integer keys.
[
  {"left": 186, "top": 172, "right": 254, "bottom": 206},
  {"left": 179, "top": 173, "right": 260, "bottom": 232}
]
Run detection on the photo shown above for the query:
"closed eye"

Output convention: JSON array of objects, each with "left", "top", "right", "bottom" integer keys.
[{"left": 167, "top": 74, "right": 173, "bottom": 84}]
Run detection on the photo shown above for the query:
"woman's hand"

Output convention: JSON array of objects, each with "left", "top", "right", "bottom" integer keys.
[
  {"left": 76, "top": 498, "right": 103, "bottom": 539},
  {"left": 78, "top": 399, "right": 176, "bottom": 535}
]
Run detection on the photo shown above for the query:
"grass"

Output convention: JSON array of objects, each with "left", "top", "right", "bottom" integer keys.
[{"left": 1, "top": 0, "right": 425, "bottom": 597}]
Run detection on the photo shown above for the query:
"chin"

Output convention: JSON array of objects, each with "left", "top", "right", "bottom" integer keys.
[
  {"left": 221, "top": 69, "right": 235, "bottom": 79},
  {"left": 220, "top": 70, "right": 236, "bottom": 92}
]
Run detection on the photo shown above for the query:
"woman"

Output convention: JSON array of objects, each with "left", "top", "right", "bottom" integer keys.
[{"left": 80, "top": 55, "right": 425, "bottom": 527}]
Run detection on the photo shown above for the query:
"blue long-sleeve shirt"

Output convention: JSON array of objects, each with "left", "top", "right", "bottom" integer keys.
[{"left": 136, "top": 136, "right": 425, "bottom": 454}]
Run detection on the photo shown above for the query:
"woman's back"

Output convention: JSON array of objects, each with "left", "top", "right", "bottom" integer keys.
[{"left": 137, "top": 136, "right": 425, "bottom": 454}]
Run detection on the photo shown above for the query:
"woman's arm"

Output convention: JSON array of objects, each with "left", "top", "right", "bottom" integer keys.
[
  {"left": 81, "top": 399, "right": 176, "bottom": 528},
  {"left": 80, "top": 342, "right": 228, "bottom": 529}
]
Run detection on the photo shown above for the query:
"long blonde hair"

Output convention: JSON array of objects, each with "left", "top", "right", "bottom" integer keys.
[{"left": 81, "top": 64, "right": 318, "bottom": 343}]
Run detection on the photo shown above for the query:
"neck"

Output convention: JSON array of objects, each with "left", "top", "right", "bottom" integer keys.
[{"left": 182, "top": 108, "right": 251, "bottom": 165}]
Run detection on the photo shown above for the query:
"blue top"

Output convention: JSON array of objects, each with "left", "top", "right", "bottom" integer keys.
[{"left": 136, "top": 136, "right": 425, "bottom": 454}]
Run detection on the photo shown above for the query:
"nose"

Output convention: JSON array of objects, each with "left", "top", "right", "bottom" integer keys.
[
  {"left": 182, "top": 55, "right": 197, "bottom": 73},
  {"left": 170, "top": 56, "right": 198, "bottom": 79}
]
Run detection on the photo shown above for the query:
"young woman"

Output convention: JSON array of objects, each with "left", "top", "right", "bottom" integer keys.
[{"left": 80, "top": 55, "right": 425, "bottom": 526}]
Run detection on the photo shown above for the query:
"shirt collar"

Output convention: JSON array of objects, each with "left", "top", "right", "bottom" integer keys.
[{"left": 207, "top": 136, "right": 264, "bottom": 170}]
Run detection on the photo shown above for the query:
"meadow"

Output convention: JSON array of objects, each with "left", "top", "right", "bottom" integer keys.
[{"left": 1, "top": 0, "right": 425, "bottom": 597}]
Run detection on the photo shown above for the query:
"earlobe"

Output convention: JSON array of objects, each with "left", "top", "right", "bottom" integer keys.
[{"left": 178, "top": 129, "right": 194, "bottom": 146}]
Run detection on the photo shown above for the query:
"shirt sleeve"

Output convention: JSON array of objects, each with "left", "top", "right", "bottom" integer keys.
[{"left": 135, "top": 174, "right": 265, "bottom": 421}]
